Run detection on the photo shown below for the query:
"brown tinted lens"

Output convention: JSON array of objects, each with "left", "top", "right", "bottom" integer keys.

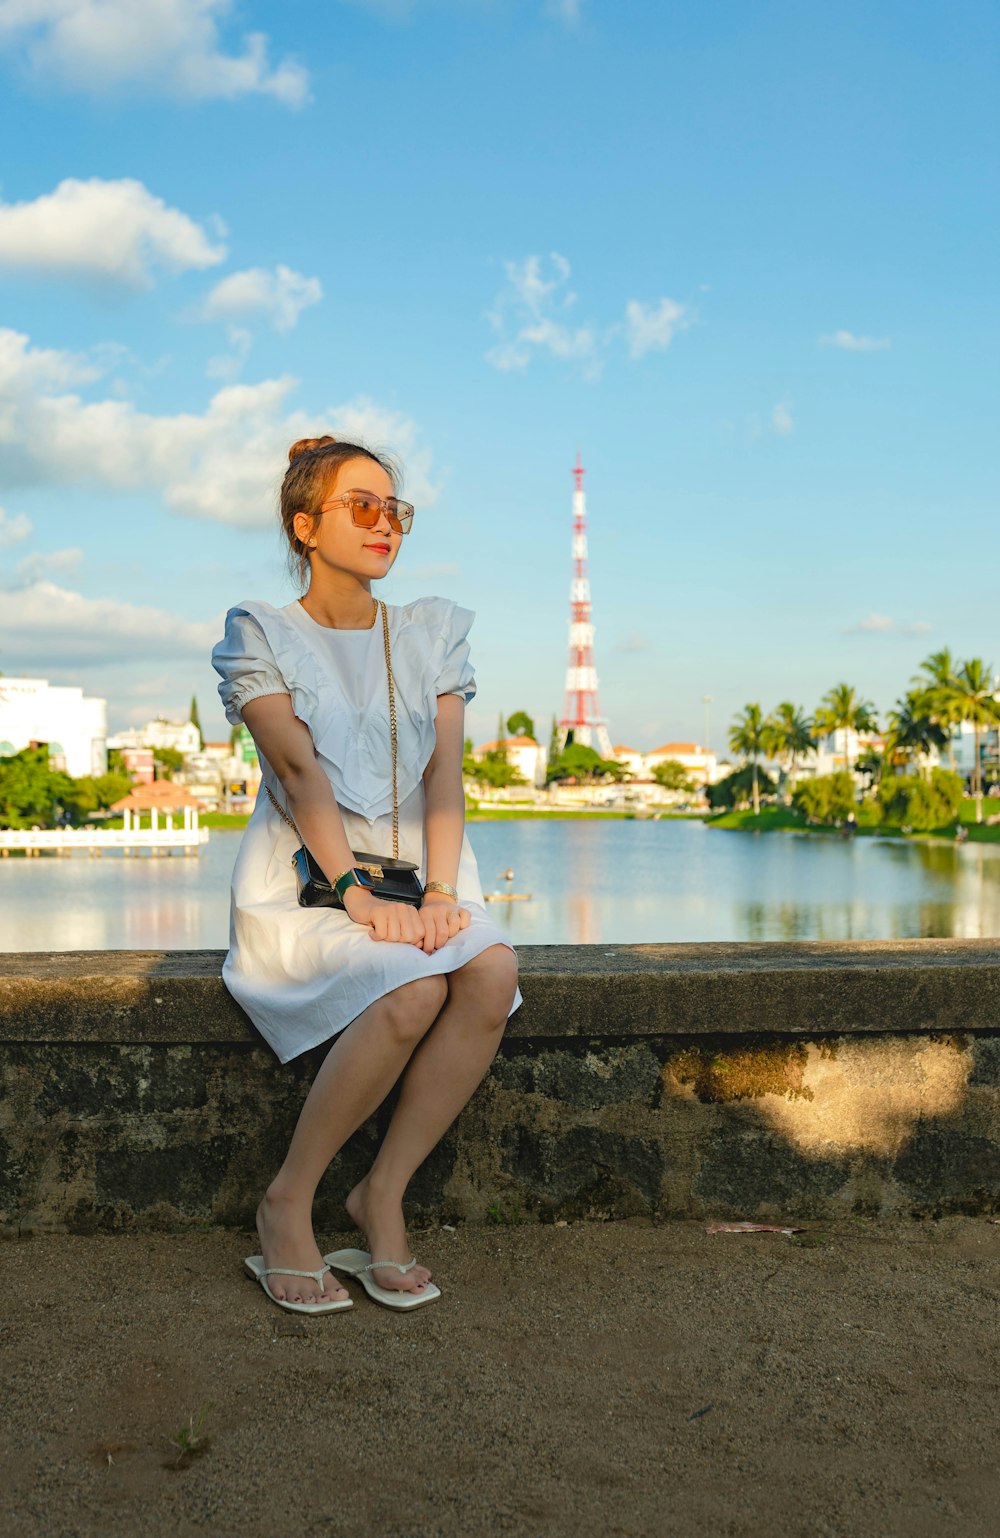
[
  {"left": 387, "top": 500, "right": 414, "bottom": 533},
  {"left": 348, "top": 494, "right": 382, "bottom": 528}
]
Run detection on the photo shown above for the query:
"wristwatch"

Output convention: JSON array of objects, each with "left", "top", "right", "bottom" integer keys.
[{"left": 332, "top": 866, "right": 376, "bottom": 909}]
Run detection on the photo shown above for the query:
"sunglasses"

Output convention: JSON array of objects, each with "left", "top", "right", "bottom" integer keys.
[{"left": 319, "top": 489, "right": 414, "bottom": 535}]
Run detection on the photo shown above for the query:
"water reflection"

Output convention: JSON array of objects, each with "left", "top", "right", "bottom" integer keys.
[{"left": 2, "top": 818, "right": 1000, "bottom": 951}]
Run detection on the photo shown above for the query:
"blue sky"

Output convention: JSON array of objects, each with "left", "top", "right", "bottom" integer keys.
[{"left": 0, "top": 0, "right": 996, "bottom": 754}]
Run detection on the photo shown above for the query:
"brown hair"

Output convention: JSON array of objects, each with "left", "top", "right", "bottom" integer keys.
[{"left": 280, "top": 435, "right": 401, "bottom": 591}]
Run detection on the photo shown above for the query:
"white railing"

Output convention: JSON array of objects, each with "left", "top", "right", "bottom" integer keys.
[{"left": 0, "top": 826, "right": 210, "bottom": 854}]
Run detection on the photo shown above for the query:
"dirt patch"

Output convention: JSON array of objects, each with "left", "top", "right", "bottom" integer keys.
[{"left": 2, "top": 1217, "right": 999, "bottom": 1538}]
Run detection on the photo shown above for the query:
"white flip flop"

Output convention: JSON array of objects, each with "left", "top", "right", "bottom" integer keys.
[
  {"left": 324, "top": 1248, "right": 441, "bottom": 1310},
  {"left": 244, "top": 1254, "right": 353, "bottom": 1313}
]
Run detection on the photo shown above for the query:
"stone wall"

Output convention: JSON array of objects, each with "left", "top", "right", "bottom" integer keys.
[{"left": 2, "top": 941, "right": 999, "bottom": 1233}]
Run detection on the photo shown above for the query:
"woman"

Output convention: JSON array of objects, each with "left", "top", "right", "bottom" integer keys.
[{"left": 211, "top": 435, "right": 522, "bottom": 1315}]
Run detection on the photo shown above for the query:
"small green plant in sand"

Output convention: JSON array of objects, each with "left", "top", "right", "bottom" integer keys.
[
  {"left": 164, "top": 1402, "right": 214, "bottom": 1468},
  {"left": 485, "top": 1200, "right": 530, "bottom": 1225}
]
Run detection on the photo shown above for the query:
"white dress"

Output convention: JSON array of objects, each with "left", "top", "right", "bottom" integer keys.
[{"left": 210, "top": 594, "right": 523, "bottom": 1064}]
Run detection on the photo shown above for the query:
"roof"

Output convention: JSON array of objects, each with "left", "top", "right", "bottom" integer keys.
[
  {"left": 648, "top": 742, "right": 709, "bottom": 756},
  {"left": 475, "top": 736, "right": 539, "bottom": 751},
  {"left": 611, "top": 744, "right": 640, "bottom": 754},
  {"left": 110, "top": 781, "right": 208, "bottom": 811}
]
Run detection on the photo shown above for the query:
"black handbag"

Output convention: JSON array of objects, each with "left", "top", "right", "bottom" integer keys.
[{"left": 264, "top": 598, "right": 424, "bottom": 911}]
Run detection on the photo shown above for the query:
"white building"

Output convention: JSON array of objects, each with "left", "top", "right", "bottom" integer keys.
[
  {"left": 609, "top": 744, "right": 647, "bottom": 779},
  {"left": 471, "top": 735, "right": 548, "bottom": 788},
  {"left": 645, "top": 741, "right": 719, "bottom": 787},
  {"left": 807, "top": 729, "right": 886, "bottom": 778},
  {"left": 0, "top": 676, "right": 107, "bottom": 778},
  {"left": 109, "top": 717, "right": 201, "bottom": 755}
]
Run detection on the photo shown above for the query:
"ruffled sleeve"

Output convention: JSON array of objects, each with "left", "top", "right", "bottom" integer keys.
[
  {"left": 427, "top": 599, "right": 477, "bottom": 704},
  {"left": 211, "top": 607, "right": 291, "bottom": 727}
]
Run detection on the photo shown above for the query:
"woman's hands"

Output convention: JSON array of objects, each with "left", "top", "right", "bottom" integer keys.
[{"left": 342, "top": 887, "right": 470, "bottom": 953}]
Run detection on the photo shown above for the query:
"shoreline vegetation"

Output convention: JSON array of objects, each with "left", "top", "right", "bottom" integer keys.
[{"left": 707, "top": 798, "right": 1000, "bottom": 844}]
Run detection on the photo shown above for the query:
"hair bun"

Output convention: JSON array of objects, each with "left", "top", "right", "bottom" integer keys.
[{"left": 288, "top": 435, "right": 337, "bottom": 465}]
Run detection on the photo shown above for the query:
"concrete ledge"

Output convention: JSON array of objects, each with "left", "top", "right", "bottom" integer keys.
[{"left": 2, "top": 941, "right": 1000, "bottom": 1232}]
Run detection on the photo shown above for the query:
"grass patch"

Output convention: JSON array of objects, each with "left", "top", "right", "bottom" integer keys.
[
  {"left": 706, "top": 806, "right": 809, "bottom": 833},
  {"left": 164, "top": 1402, "right": 214, "bottom": 1469}
]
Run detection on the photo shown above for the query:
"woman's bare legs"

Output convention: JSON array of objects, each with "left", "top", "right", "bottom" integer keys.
[
  {"left": 255, "top": 973, "right": 448, "bottom": 1304},
  {"left": 346, "top": 944, "right": 519, "bottom": 1292}
]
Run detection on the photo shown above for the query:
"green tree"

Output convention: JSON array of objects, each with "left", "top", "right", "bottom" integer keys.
[
  {"left": 761, "top": 703, "right": 814, "bottom": 800},
  {"left": 792, "top": 771, "right": 858, "bottom": 824},
  {"left": 153, "top": 746, "right": 184, "bottom": 780},
  {"left": 506, "top": 710, "right": 535, "bottom": 740},
  {"left": 814, "top": 684, "right": 878, "bottom": 769},
  {"left": 933, "top": 658, "right": 1000, "bottom": 823},
  {"left": 547, "top": 743, "right": 624, "bottom": 785},
  {"left": 0, "top": 746, "right": 72, "bottom": 829},
  {"left": 884, "top": 691, "right": 949, "bottom": 777},
  {"left": 728, "top": 702, "right": 767, "bottom": 815},
  {"left": 495, "top": 711, "right": 508, "bottom": 763},
  {"left": 652, "top": 759, "right": 695, "bottom": 793},
  {"left": 706, "top": 764, "right": 778, "bottom": 812},
  {"left": 878, "top": 768, "right": 963, "bottom": 831},
  {"left": 189, "top": 693, "right": 203, "bottom": 750},
  {"left": 912, "top": 649, "right": 961, "bottom": 769},
  {"left": 548, "top": 714, "right": 561, "bottom": 767}
]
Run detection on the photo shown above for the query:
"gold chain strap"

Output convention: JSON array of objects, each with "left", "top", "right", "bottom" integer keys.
[{"left": 264, "top": 599, "right": 399, "bottom": 859}]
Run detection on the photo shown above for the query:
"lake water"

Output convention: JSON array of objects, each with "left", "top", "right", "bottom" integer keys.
[{"left": 3, "top": 819, "right": 1000, "bottom": 952}]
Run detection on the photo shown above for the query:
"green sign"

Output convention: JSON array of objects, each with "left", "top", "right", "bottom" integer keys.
[{"left": 239, "top": 725, "right": 258, "bottom": 765}]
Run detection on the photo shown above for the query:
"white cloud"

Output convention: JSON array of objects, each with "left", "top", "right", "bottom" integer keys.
[
  {"left": 487, "top": 254, "right": 695, "bottom": 375},
  {"left": 200, "top": 264, "right": 323, "bottom": 331},
  {"left": 820, "top": 330, "right": 891, "bottom": 352},
  {"left": 546, "top": 0, "right": 582, "bottom": 21},
  {"left": 624, "top": 297, "right": 691, "bottom": 360},
  {"left": 614, "top": 632, "right": 652, "bottom": 653},
  {"left": 15, "top": 545, "right": 83, "bottom": 584},
  {"left": 851, "top": 612, "right": 894, "bottom": 633},
  {"left": 0, "top": 327, "right": 436, "bottom": 525},
  {"left": 0, "top": 579, "right": 220, "bottom": 665},
  {"left": 843, "top": 613, "right": 930, "bottom": 636},
  {"left": 0, "top": 505, "right": 32, "bottom": 546},
  {"left": 0, "top": 0, "right": 308, "bottom": 105},
  {"left": 0, "top": 178, "right": 226, "bottom": 288},
  {"left": 486, "top": 253, "right": 597, "bottom": 374},
  {"left": 771, "top": 399, "right": 793, "bottom": 435},
  {"left": 390, "top": 560, "right": 460, "bottom": 581},
  {"left": 205, "top": 325, "right": 252, "bottom": 381}
]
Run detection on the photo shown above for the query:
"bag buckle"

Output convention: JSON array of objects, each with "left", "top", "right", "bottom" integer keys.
[{"left": 356, "top": 861, "right": 384, "bottom": 882}]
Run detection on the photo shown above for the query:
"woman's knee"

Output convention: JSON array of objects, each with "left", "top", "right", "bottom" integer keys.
[
  {"left": 449, "top": 945, "right": 519, "bottom": 1018},
  {"left": 380, "top": 974, "right": 448, "bottom": 1045}
]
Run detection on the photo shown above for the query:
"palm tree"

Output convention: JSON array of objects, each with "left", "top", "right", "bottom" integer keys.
[
  {"left": 933, "top": 658, "right": 1000, "bottom": 823},
  {"left": 729, "top": 702, "right": 767, "bottom": 815},
  {"left": 911, "top": 649, "right": 961, "bottom": 769},
  {"left": 885, "top": 691, "right": 949, "bottom": 777},
  {"left": 814, "top": 683, "right": 878, "bottom": 770},
  {"left": 761, "top": 703, "right": 814, "bottom": 800}
]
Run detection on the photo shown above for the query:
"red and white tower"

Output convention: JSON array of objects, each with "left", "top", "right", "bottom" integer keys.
[{"left": 557, "top": 453, "right": 614, "bottom": 759}]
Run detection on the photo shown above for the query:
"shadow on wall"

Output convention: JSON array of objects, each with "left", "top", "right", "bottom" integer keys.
[{"left": 2, "top": 945, "right": 1000, "bottom": 1232}]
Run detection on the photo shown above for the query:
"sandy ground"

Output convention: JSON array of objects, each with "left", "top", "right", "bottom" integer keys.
[{"left": 2, "top": 1216, "right": 999, "bottom": 1538}]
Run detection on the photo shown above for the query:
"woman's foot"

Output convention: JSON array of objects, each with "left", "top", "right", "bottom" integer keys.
[
  {"left": 255, "top": 1189, "right": 350, "bottom": 1306},
  {"left": 345, "top": 1176, "right": 433, "bottom": 1294}
]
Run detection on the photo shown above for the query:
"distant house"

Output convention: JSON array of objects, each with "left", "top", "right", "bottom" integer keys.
[
  {"left": 471, "top": 735, "right": 548, "bottom": 788},
  {"left": 0, "top": 675, "right": 107, "bottom": 778},
  {"left": 610, "top": 744, "right": 646, "bottom": 779},
  {"left": 645, "top": 741, "right": 719, "bottom": 787}
]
